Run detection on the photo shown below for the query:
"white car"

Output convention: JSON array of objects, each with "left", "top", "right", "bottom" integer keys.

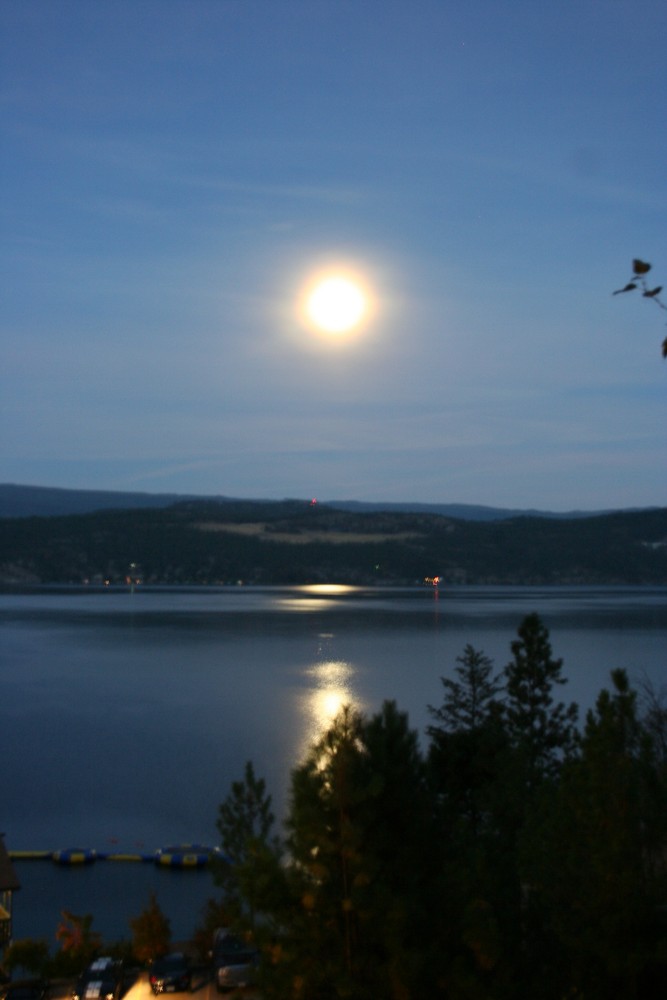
[{"left": 212, "top": 930, "right": 259, "bottom": 993}]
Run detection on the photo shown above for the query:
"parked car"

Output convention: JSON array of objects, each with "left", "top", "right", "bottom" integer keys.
[
  {"left": 148, "top": 954, "right": 191, "bottom": 995},
  {"left": 212, "top": 929, "right": 259, "bottom": 993},
  {"left": 2, "top": 980, "right": 47, "bottom": 1000},
  {"left": 72, "top": 957, "right": 123, "bottom": 1000}
]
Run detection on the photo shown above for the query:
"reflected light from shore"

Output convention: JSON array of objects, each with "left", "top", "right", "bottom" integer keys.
[
  {"left": 301, "top": 584, "right": 358, "bottom": 596},
  {"left": 276, "top": 584, "right": 360, "bottom": 613}
]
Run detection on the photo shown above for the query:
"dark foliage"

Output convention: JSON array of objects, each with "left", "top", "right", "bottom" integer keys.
[
  {"left": 215, "top": 616, "right": 667, "bottom": 999},
  {"left": 1, "top": 501, "right": 665, "bottom": 586},
  {"left": 613, "top": 258, "right": 667, "bottom": 357}
]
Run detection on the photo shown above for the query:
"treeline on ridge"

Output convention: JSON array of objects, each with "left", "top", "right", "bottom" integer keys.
[{"left": 0, "top": 499, "right": 666, "bottom": 585}]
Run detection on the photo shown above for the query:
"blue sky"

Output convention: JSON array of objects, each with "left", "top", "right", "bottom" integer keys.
[{"left": 2, "top": 0, "right": 666, "bottom": 511}]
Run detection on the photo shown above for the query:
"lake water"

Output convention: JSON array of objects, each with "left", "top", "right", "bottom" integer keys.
[{"left": 2, "top": 584, "right": 666, "bottom": 945}]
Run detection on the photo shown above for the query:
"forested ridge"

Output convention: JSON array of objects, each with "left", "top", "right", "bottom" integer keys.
[{"left": 0, "top": 500, "right": 665, "bottom": 585}]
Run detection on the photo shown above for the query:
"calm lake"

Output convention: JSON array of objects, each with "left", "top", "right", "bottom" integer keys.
[{"left": 2, "top": 584, "right": 666, "bottom": 945}]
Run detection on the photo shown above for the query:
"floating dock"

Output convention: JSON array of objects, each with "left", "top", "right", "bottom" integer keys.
[{"left": 10, "top": 844, "right": 225, "bottom": 869}]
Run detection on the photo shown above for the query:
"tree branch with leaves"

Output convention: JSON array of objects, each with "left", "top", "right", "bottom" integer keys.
[{"left": 613, "top": 258, "right": 667, "bottom": 358}]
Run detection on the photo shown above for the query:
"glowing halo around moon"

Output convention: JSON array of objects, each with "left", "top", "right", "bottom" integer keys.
[{"left": 299, "top": 268, "right": 375, "bottom": 340}]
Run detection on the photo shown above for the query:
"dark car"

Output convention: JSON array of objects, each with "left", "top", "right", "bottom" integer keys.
[
  {"left": 2, "top": 980, "right": 47, "bottom": 1000},
  {"left": 72, "top": 958, "right": 123, "bottom": 1000},
  {"left": 212, "top": 930, "right": 259, "bottom": 993},
  {"left": 148, "top": 954, "right": 191, "bottom": 995}
]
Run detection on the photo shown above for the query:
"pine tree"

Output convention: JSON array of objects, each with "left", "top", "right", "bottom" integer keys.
[
  {"left": 214, "top": 760, "right": 282, "bottom": 931},
  {"left": 492, "top": 615, "right": 578, "bottom": 992},
  {"left": 429, "top": 644, "right": 502, "bottom": 734},
  {"left": 427, "top": 646, "right": 513, "bottom": 994},
  {"left": 504, "top": 612, "right": 577, "bottom": 786},
  {"left": 427, "top": 644, "right": 505, "bottom": 832},
  {"left": 267, "top": 702, "right": 443, "bottom": 998},
  {"left": 524, "top": 670, "right": 667, "bottom": 998}
]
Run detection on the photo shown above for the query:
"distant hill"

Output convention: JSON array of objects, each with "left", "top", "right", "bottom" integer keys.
[
  {"left": 326, "top": 499, "right": 625, "bottom": 521},
  {"left": 0, "top": 484, "right": 207, "bottom": 518},
  {"left": 1, "top": 495, "right": 665, "bottom": 586},
  {"left": 0, "top": 483, "right": 636, "bottom": 522}
]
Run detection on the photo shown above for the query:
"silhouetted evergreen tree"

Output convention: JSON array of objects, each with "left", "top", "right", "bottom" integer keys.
[
  {"left": 427, "top": 644, "right": 507, "bottom": 998},
  {"left": 214, "top": 760, "right": 283, "bottom": 932},
  {"left": 217, "top": 704, "right": 443, "bottom": 998},
  {"left": 428, "top": 644, "right": 505, "bottom": 836},
  {"left": 522, "top": 670, "right": 667, "bottom": 999},
  {"left": 212, "top": 621, "right": 666, "bottom": 999},
  {"left": 503, "top": 612, "right": 578, "bottom": 786},
  {"left": 426, "top": 619, "right": 579, "bottom": 996},
  {"left": 350, "top": 701, "right": 443, "bottom": 997}
]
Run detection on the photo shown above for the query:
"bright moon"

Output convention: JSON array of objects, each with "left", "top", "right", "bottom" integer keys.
[{"left": 305, "top": 275, "right": 368, "bottom": 334}]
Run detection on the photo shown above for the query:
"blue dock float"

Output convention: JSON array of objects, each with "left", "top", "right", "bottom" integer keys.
[
  {"left": 154, "top": 844, "right": 220, "bottom": 868},
  {"left": 51, "top": 847, "right": 97, "bottom": 865},
  {"left": 10, "top": 844, "right": 222, "bottom": 868}
]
